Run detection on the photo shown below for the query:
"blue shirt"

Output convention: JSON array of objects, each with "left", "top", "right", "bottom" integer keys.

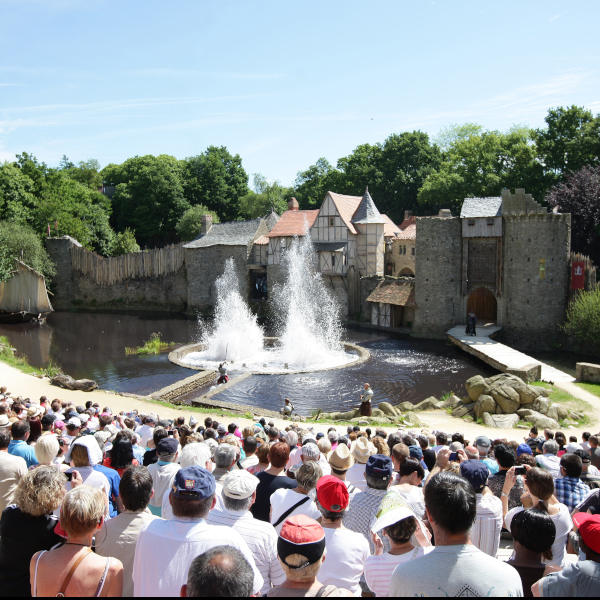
[
  {"left": 132, "top": 445, "right": 145, "bottom": 465},
  {"left": 93, "top": 465, "right": 120, "bottom": 518},
  {"left": 554, "top": 476, "right": 590, "bottom": 513},
  {"left": 482, "top": 457, "right": 500, "bottom": 475},
  {"left": 8, "top": 440, "right": 38, "bottom": 469}
]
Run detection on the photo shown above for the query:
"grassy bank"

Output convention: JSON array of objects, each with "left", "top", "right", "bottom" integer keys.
[
  {"left": 0, "top": 336, "right": 60, "bottom": 378},
  {"left": 532, "top": 382, "right": 594, "bottom": 427},
  {"left": 575, "top": 382, "right": 600, "bottom": 398},
  {"left": 125, "top": 332, "right": 175, "bottom": 355}
]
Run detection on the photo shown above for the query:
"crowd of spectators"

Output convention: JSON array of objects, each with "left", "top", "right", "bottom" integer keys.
[{"left": 0, "top": 386, "right": 599, "bottom": 596}]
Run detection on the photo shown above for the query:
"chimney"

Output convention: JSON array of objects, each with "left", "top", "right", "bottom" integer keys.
[
  {"left": 288, "top": 197, "right": 299, "bottom": 211},
  {"left": 438, "top": 209, "right": 452, "bottom": 218},
  {"left": 201, "top": 214, "right": 213, "bottom": 235},
  {"left": 404, "top": 210, "right": 413, "bottom": 221}
]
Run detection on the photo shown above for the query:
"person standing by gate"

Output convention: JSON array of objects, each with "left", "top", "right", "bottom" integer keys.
[{"left": 466, "top": 311, "right": 478, "bottom": 336}]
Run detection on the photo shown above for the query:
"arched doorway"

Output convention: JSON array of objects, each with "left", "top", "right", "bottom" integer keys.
[
  {"left": 467, "top": 288, "right": 497, "bottom": 322},
  {"left": 399, "top": 267, "right": 414, "bottom": 276}
]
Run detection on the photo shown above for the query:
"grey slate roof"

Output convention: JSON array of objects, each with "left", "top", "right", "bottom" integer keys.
[
  {"left": 183, "top": 217, "right": 264, "bottom": 248},
  {"left": 264, "top": 211, "right": 280, "bottom": 232},
  {"left": 460, "top": 197, "right": 503, "bottom": 218},
  {"left": 351, "top": 188, "right": 386, "bottom": 224},
  {"left": 313, "top": 241, "right": 347, "bottom": 252}
]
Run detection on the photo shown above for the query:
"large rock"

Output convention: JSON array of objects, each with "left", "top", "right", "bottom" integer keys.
[
  {"left": 532, "top": 398, "right": 550, "bottom": 415},
  {"left": 516, "top": 408, "right": 544, "bottom": 420},
  {"left": 491, "top": 386, "right": 520, "bottom": 414},
  {"left": 396, "top": 401, "right": 415, "bottom": 413},
  {"left": 452, "top": 405, "right": 471, "bottom": 418},
  {"left": 403, "top": 412, "right": 422, "bottom": 427},
  {"left": 491, "top": 414, "right": 520, "bottom": 429},
  {"left": 529, "top": 415, "right": 560, "bottom": 430},
  {"left": 50, "top": 374, "right": 98, "bottom": 392},
  {"left": 514, "top": 383, "right": 542, "bottom": 405},
  {"left": 483, "top": 412, "right": 496, "bottom": 427},
  {"left": 530, "top": 385, "right": 550, "bottom": 397},
  {"left": 440, "top": 395, "right": 462, "bottom": 409},
  {"left": 413, "top": 397, "right": 438, "bottom": 412},
  {"left": 474, "top": 394, "right": 496, "bottom": 419},
  {"left": 379, "top": 402, "right": 398, "bottom": 417},
  {"left": 547, "top": 403, "right": 568, "bottom": 422},
  {"left": 371, "top": 408, "right": 385, "bottom": 418},
  {"left": 465, "top": 375, "right": 487, "bottom": 402}
]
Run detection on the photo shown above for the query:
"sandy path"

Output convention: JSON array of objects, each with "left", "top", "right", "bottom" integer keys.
[{"left": 1, "top": 361, "right": 597, "bottom": 440}]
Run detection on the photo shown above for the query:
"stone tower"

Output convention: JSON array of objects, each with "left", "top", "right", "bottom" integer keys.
[{"left": 352, "top": 188, "right": 385, "bottom": 276}]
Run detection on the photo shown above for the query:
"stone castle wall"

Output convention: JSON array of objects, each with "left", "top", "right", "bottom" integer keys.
[
  {"left": 412, "top": 217, "right": 463, "bottom": 338},
  {"left": 501, "top": 213, "right": 571, "bottom": 350}
]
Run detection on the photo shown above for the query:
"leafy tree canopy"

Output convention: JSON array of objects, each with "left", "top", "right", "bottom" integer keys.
[
  {"left": 182, "top": 146, "right": 249, "bottom": 222},
  {"left": 175, "top": 205, "right": 220, "bottom": 242},
  {"left": 61, "top": 157, "right": 103, "bottom": 190},
  {"left": 239, "top": 174, "right": 290, "bottom": 219},
  {"left": 293, "top": 158, "right": 340, "bottom": 210},
  {"left": 111, "top": 228, "right": 141, "bottom": 256},
  {"left": 0, "top": 221, "right": 56, "bottom": 284},
  {"left": 563, "top": 287, "right": 600, "bottom": 353},
  {"left": 545, "top": 165, "right": 600, "bottom": 264}
]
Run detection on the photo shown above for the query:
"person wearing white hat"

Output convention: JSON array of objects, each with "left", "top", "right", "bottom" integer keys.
[
  {"left": 207, "top": 470, "right": 285, "bottom": 595},
  {"left": 63, "top": 417, "right": 82, "bottom": 445},
  {"left": 346, "top": 437, "right": 377, "bottom": 492}
]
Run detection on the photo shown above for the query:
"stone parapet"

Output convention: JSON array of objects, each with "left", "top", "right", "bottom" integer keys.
[{"left": 577, "top": 362, "right": 600, "bottom": 383}]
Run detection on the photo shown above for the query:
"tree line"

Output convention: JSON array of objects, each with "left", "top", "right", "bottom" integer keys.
[{"left": 0, "top": 105, "right": 599, "bottom": 284}]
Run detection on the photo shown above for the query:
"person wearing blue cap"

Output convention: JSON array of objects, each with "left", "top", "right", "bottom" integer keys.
[
  {"left": 460, "top": 460, "right": 503, "bottom": 558},
  {"left": 132, "top": 466, "right": 264, "bottom": 597},
  {"left": 343, "top": 454, "right": 394, "bottom": 554}
]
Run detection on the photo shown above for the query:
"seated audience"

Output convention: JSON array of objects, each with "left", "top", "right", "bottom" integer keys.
[
  {"left": 147, "top": 437, "right": 180, "bottom": 516},
  {"left": 487, "top": 443, "right": 524, "bottom": 509},
  {"left": 390, "top": 457, "right": 425, "bottom": 518},
  {"left": 0, "top": 467, "right": 65, "bottom": 596},
  {"left": 31, "top": 484, "right": 124, "bottom": 597},
  {"left": 314, "top": 476, "right": 369, "bottom": 595},
  {"left": 554, "top": 453, "right": 591, "bottom": 511},
  {"left": 103, "top": 435, "right": 139, "bottom": 476},
  {"left": 247, "top": 442, "right": 270, "bottom": 476},
  {"left": 96, "top": 466, "right": 159, "bottom": 597},
  {"left": 389, "top": 471, "right": 523, "bottom": 596},
  {"left": 575, "top": 448, "right": 600, "bottom": 489},
  {"left": 346, "top": 437, "right": 377, "bottom": 492},
  {"left": 328, "top": 444, "right": 360, "bottom": 496},
  {"left": 0, "top": 427, "right": 26, "bottom": 515},
  {"left": 240, "top": 436, "right": 259, "bottom": 470},
  {"left": 536, "top": 440, "right": 561, "bottom": 479},
  {"left": 505, "top": 509, "right": 557, "bottom": 597},
  {"left": 33, "top": 434, "right": 62, "bottom": 469},
  {"left": 8, "top": 420, "right": 38, "bottom": 468},
  {"left": 475, "top": 435, "right": 500, "bottom": 474}
]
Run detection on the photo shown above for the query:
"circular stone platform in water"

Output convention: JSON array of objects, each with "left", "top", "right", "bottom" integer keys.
[{"left": 169, "top": 338, "right": 370, "bottom": 375}]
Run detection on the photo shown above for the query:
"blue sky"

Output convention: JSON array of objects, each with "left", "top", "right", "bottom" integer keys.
[{"left": 1, "top": 0, "right": 599, "bottom": 186}]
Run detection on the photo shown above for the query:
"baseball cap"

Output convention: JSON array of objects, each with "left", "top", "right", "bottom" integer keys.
[
  {"left": 222, "top": 470, "right": 259, "bottom": 500},
  {"left": 67, "top": 417, "right": 82, "bottom": 428},
  {"left": 217, "top": 424, "right": 227, "bottom": 434},
  {"left": 460, "top": 460, "right": 490, "bottom": 493},
  {"left": 41, "top": 414, "right": 56, "bottom": 427},
  {"left": 316, "top": 475, "right": 349, "bottom": 512},
  {"left": 365, "top": 454, "right": 393, "bottom": 481},
  {"left": 565, "top": 442, "right": 583, "bottom": 454},
  {"left": 573, "top": 513, "right": 600, "bottom": 554},
  {"left": 475, "top": 436, "right": 491, "bottom": 454},
  {"left": 409, "top": 445, "right": 423, "bottom": 461},
  {"left": 156, "top": 437, "right": 179, "bottom": 457},
  {"left": 517, "top": 443, "right": 533, "bottom": 456},
  {"left": 301, "top": 443, "right": 320, "bottom": 461},
  {"left": 316, "top": 432, "right": 324, "bottom": 440},
  {"left": 278, "top": 515, "right": 326, "bottom": 568},
  {"left": 146, "top": 414, "right": 158, "bottom": 424},
  {"left": 328, "top": 444, "right": 354, "bottom": 472},
  {"left": 172, "top": 466, "right": 216, "bottom": 500}
]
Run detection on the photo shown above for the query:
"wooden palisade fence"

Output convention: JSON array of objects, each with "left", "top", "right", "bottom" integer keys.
[
  {"left": 70, "top": 244, "right": 185, "bottom": 286},
  {"left": 569, "top": 251, "right": 597, "bottom": 305}
]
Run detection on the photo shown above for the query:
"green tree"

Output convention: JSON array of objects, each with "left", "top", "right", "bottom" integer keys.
[
  {"left": 433, "top": 123, "right": 483, "bottom": 152},
  {"left": 102, "top": 155, "right": 190, "bottom": 246},
  {"left": 418, "top": 128, "right": 547, "bottom": 215},
  {"left": 0, "top": 162, "right": 38, "bottom": 226},
  {"left": 0, "top": 221, "right": 55, "bottom": 284},
  {"left": 534, "top": 106, "right": 600, "bottom": 178},
  {"left": 563, "top": 287, "right": 600, "bottom": 353},
  {"left": 239, "top": 174, "right": 289, "bottom": 219},
  {"left": 293, "top": 158, "right": 341, "bottom": 209},
  {"left": 64, "top": 159, "right": 103, "bottom": 190},
  {"left": 183, "top": 146, "right": 249, "bottom": 222},
  {"left": 175, "top": 205, "right": 220, "bottom": 242},
  {"left": 111, "top": 228, "right": 141, "bottom": 256}
]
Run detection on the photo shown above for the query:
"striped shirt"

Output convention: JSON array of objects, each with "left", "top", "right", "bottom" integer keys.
[
  {"left": 343, "top": 487, "right": 390, "bottom": 554},
  {"left": 365, "top": 547, "right": 434, "bottom": 597},
  {"left": 471, "top": 492, "right": 502, "bottom": 557},
  {"left": 207, "top": 508, "right": 285, "bottom": 594}
]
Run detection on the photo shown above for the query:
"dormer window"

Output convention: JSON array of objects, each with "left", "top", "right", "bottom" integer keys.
[
  {"left": 487, "top": 218, "right": 494, "bottom": 226},
  {"left": 468, "top": 219, "right": 475, "bottom": 226}
]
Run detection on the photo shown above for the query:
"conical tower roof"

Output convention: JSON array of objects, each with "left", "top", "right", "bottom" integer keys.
[{"left": 351, "top": 187, "right": 385, "bottom": 224}]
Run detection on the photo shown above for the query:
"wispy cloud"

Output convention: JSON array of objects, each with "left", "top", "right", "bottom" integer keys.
[
  {"left": 122, "top": 68, "right": 286, "bottom": 81},
  {"left": 0, "top": 83, "right": 20, "bottom": 87},
  {"left": 549, "top": 14, "right": 561, "bottom": 22}
]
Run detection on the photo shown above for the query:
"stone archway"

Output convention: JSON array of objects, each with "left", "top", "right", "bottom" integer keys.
[
  {"left": 399, "top": 267, "right": 414, "bottom": 276},
  {"left": 467, "top": 287, "right": 497, "bottom": 322}
]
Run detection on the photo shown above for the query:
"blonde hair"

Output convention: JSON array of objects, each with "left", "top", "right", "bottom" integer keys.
[
  {"left": 60, "top": 485, "right": 105, "bottom": 538},
  {"left": 279, "top": 552, "right": 325, "bottom": 582},
  {"left": 317, "top": 439, "right": 332, "bottom": 456},
  {"left": 372, "top": 437, "right": 390, "bottom": 457},
  {"left": 14, "top": 466, "right": 66, "bottom": 517},
  {"left": 34, "top": 435, "right": 59, "bottom": 465},
  {"left": 71, "top": 444, "right": 90, "bottom": 467},
  {"left": 242, "top": 426, "right": 254, "bottom": 439}
]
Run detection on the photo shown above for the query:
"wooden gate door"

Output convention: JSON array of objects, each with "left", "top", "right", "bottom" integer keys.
[
  {"left": 379, "top": 303, "right": 391, "bottom": 327},
  {"left": 467, "top": 288, "right": 497, "bottom": 322},
  {"left": 371, "top": 303, "right": 379, "bottom": 325}
]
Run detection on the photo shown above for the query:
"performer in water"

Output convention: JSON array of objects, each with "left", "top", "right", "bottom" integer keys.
[
  {"left": 217, "top": 362, "right": 229, "bottom": 384},
  {"left": 359, "top": 383, "right": 373, "bottom": 417}
]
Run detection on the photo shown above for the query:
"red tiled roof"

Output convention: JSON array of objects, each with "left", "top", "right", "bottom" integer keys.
[
  {"left": 395, "top": 216, "right": 416, "bottom": 240},
  {"left": 254, "top": 235, "right": 269, "bottom": 245},
  {"left": 382, "top": 214, "right": 401, "bottom": 238},
  {"left": 327, "top": 192, "right": 362, "bottom": 235},
  {"left": 267, "top": 210, "right": 319, "bottom": 238},
  {"left": 366, "top": 280, "right": 418, "bottom": 307}
]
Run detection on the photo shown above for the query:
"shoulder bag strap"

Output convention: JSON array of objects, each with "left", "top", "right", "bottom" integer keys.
[
  {"left": 273, "top": 496, "right": 311, "bottom": 528},
  {"left": 57, "top": 549, "right": 92, "bottom": 598}
]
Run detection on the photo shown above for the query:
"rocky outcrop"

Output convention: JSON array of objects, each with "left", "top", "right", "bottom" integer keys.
[{"left": 412, "top": 397, "right": 438, "bottom": 412}]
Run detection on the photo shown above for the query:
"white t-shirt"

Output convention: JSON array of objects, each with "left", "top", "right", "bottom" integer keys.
[
  {"left": 505, "top": 503, "right": 573, "bottom": 567},
  {"left": 136, "top": 424, "right": 155, "bottom": 449},
  {"left": 270, "top": 489, "right": 322, "bottom": 533},
  {"left": 346, "top": 463, "right": 368, "bottom": 492},
  {"left": 388, "top": 485, "right": 426, "bottom": 519},
  {"left": 365, "top": 547, "right": 435, "bottom": 597},
  {"left": 147, "top": 462, "right": 180, "bottom": 512},
  {"left": 318, "top": 527, "right": 370, "bottom": 596}
]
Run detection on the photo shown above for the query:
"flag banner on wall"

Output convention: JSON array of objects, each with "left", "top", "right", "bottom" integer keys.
[{"left": 572, "top": 262, "right": 585, "bottom": 289}]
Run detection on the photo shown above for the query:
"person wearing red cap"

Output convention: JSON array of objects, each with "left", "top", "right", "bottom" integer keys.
[
  {"left": 314, "top": 476, "right": 369, "bottom": 596},
  {"left": 532, "top": 512, "right": 600, "bottom": 597},
  {"left": 266, "top": 515, "right": 353, "bottom": 597}
]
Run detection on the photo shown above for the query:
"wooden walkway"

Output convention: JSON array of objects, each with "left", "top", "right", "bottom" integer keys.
[{"left": 447, "top": 325, "right": 575, "bottom": 383}]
